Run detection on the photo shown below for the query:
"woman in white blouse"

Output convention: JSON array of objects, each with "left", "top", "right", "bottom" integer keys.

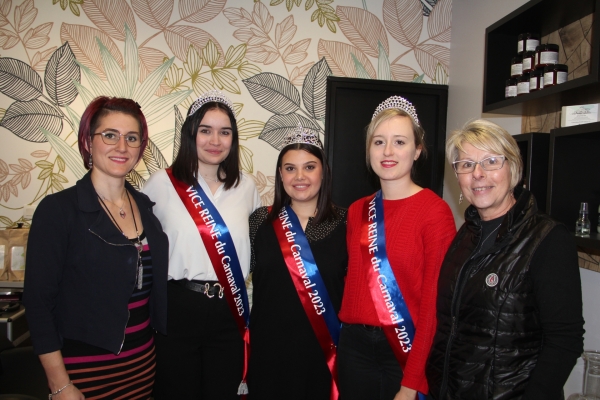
[{"left": 143, "top": 90, "right": 261, "bottom": 399}]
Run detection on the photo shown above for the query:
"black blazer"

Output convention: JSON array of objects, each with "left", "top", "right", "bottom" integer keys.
[{"left": 24, "top": 171, "right": 168, "bottom": 355}]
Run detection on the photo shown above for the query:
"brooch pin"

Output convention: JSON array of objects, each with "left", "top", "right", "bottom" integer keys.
[{"left": 485, "top": 273, "right": 499, "bottom": 287}]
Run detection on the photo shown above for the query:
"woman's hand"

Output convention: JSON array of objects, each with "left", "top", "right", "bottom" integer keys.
[
  {"left": 39, "top": 351, "right": 85, "bottom": 399},
  {"left": 393, "top": 385, "right": 418, "bottom": 400},
  {"left": 54, "top": 384, "right": 85, "bottom": 399}
]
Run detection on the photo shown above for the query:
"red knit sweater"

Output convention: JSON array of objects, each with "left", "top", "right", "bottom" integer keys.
[{"left": 338, "top": 189, "right": 456, "bottom": 395}]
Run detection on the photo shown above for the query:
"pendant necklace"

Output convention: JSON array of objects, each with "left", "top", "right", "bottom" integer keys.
[
  {"left": 97, "top": 190, "right": 144, "bottom": 289},
  {"left": 99, "top": 190, "right": 127, "bottom": 219}
]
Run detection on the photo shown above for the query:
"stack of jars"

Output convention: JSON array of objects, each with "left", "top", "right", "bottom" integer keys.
[{"left": 505, "top": 32, "right": 568, "bottom": 98}]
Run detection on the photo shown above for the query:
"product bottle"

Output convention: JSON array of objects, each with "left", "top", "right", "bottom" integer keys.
[{"left": 575, "top": 202, "right": 591, "bottom": 237}]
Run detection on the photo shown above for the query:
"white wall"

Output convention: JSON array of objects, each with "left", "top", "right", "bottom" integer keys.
[
  {"left": 447, "top": 1, "right": 600, "bottom": 395},
  {"left": 445, "top": 0, "right": 529, "bottom": 226}
]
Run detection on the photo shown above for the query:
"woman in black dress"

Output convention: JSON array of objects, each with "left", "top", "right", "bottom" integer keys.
[{"left": 248, "top": 124, "right": 347, "bottom": 400}]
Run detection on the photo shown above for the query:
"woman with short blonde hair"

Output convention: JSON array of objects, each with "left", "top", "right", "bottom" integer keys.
[{"left": 427, "top": 119, "right": 584, "bottom": 399}]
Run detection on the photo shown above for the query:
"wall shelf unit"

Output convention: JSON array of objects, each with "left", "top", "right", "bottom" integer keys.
[
  {"left": 574, "top": 233, "right": 600, "bottom": 250},
  {"left": 547, "top": 122, "right": 600, "bottom": 243},
  {"left": 483, "top": 0, "right": 600, "bottom": 115},
  {"left": 485, "top": 0, "right": 600, "bottom": 251}
]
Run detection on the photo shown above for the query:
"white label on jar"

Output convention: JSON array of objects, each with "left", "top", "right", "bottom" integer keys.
[
  {"left": 517, "top": 81, "right": 530, "bottom": 94},
  {"left": 505, "top": 85, "right": 517, "bottom": 98},
  {"left": 557, "top": 71, "right": 567, "bottom": 84},
  {"left": 530, "top": 77, "right": 538, "bottom": 90},
  {"left": 540, "top": 51, "right": 558, "bottom": 64},
  {"left": 511, "top": 63, "right": 523, "bottom": 76},
  {"left": 544, "top": 71, "right": 554, "bottom": 85},
  {"left": 518, "top": 41, "right": 524, "bottom": 53},
  {"left": 526, "top": 39, "right": 539, "bottom": 52},
  {"left": 523, "top": 58, "right": 532, "bottom": 71}
]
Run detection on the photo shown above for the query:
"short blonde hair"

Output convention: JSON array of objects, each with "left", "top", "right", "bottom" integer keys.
[
  {"left": 446, "top": 119, "right": 523, "bottom": 190},
  {"left": 365, "top": 109, "right": 427, "bottom": 170}
]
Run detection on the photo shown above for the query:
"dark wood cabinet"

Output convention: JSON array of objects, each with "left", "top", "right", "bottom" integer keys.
[
  {"left": 514, "top": 133, "right": 550, "bottom": 212},
  {"left": 486, "top": 0, "right": 600, "bottom": 249},
  {"left": 324, "top": 77, "right": 448, "bottom": 208},
  {"left": 547, "top": 122, "right": 600, "bottom": 249},
  {"left": 483, "top": 0, "right": 600, "bottom": 115}
]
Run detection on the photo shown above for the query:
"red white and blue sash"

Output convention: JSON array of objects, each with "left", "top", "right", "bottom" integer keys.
[
  {"left": 361, "top": 191, "right": 425, "bottom": 400},
  {"left": 271, "top": 205, "right": 340, "bottom": 400},
  {"left": 166, "top": 168, "right": 250, "bottom": 395}
]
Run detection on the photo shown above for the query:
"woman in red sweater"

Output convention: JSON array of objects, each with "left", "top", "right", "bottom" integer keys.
[{"left": 337, "top": 96, "right": 456, "bottom": 400}]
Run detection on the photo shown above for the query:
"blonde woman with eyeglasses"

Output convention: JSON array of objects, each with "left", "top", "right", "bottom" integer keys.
[{"left": 426, "top": 119, "right": 585, "bottom": 400}]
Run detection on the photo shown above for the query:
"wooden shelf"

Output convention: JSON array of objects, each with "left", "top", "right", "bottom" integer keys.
[
  {"left": 547, "top": 122, "right": 600, "bottom": 232},
  {"left": 575, "top": 232, "right": 600, "bottom": 250},
  {"left": 483, "top": 0, "right": 600, "bottom": 115},
  {"left": 0, "top": 281, "right": 24, "bottom": 289}
]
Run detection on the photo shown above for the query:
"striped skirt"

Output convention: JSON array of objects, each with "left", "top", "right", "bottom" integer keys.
[{"left": 63, "top": 337, "right": 155, "bottom": 399}]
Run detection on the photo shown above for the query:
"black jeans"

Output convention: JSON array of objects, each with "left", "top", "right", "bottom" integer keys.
[
  {"left": 338, "top": 323, "right": 403, "bottom": 400},
  {"left": 153, "top": 280, "right": 244, "bottom": 400}
]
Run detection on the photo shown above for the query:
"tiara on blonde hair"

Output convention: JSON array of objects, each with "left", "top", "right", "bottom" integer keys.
[
  {"left": 372, "top": 95, "right": 420, "bottom": 125},
  {"left": 282, "top": 123, "right": 323, "bottom": 149},
  {"left": 188, "top": 89, "right": 235, "bottom": 117}
]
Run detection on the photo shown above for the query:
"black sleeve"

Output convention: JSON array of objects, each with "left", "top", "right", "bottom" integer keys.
[
  {"left": 22, "top": 194, "right": 69, "bottom": 355},
  {"left": 249, "top": 207, "right": 268, "bottom": 273},
  {"left": 523, "top": 224, "right": 585, "bottom": 400}
]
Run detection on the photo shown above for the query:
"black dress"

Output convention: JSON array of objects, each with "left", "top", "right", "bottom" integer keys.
[
  {"left": 61, "top": 235, "right": 155, "bottom": 399},
  {"left": 248, "top": 206, "right": 347, "bottom": 400}
]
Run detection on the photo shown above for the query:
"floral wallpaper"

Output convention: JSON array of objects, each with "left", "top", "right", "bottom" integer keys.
[{"left": 0, "top": 0, "right": 451, "bottom": 228}]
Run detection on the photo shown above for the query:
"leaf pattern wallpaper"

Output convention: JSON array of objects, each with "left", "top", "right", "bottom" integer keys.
[{"left": 0, "top": 0, "right": 451, "bottom": 227}]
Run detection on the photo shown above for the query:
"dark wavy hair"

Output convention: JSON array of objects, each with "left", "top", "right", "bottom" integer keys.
[
  {"left": 170, "top": 102, "right": 240, "bottom": 190},
  {"left": 78, "top": 96, "right": 148, "bottom": 170},
  {"left": 267, "top": 143, "right": 337, "bottom": 225}
]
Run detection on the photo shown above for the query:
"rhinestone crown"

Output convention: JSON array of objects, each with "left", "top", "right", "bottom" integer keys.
[
  {"left": 189, "top": 89, "right": 235, "bottom": 117},
  {"left": 372, "top": 95, "right": 420, "bottom": 125},
  {"left": 283, "top": 123, "right": 323, "bottom": 149}
]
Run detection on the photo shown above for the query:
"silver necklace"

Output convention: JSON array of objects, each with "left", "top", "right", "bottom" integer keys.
[{"left": 202, "top": 174, "right": 219, "bottom": 183}]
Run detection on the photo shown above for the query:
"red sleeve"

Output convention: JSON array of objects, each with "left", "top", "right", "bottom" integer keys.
[
  {"left": 339, "top": 197, "right": 368, "bottom": 323},
  {"left": 401, "top": 199, "right": 456, "bottom": 394}
]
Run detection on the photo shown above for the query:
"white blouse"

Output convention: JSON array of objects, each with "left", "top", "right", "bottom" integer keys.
[{"left": 142, "top": 169, "right": 262, "bottom": 281}]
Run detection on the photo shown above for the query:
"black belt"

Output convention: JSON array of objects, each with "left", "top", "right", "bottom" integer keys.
[
  {"left": 361, "top": 324, "right": 383, "bottom": 331},
  {"left": 342, "top": 322, "right": 383, "bottom": 331},
  {"left": 172, "top": 279, "right": 224, "bottom": 298}
]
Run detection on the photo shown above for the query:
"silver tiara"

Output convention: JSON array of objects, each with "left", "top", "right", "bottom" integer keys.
[
  {"left": 372, "top": 95, "right": 420, "bottom": 125},
  {"left": 283, "top": 123, "right": 323, "bottom": 149},
  {"left": 188, "top": 89, "right": 235, "bottom": 117}
]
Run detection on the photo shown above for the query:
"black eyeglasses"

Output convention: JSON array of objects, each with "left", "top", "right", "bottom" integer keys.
[
  {"left": 452, "top": 156, "right": 507, "bottom": 174},
  {"left": 93, "top": 131, "right": 143, "bottom": 148}
]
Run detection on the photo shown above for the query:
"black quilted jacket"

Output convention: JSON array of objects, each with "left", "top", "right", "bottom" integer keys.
[{"left": 426, "top": 188, "right": 560, "bottom": 400}]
